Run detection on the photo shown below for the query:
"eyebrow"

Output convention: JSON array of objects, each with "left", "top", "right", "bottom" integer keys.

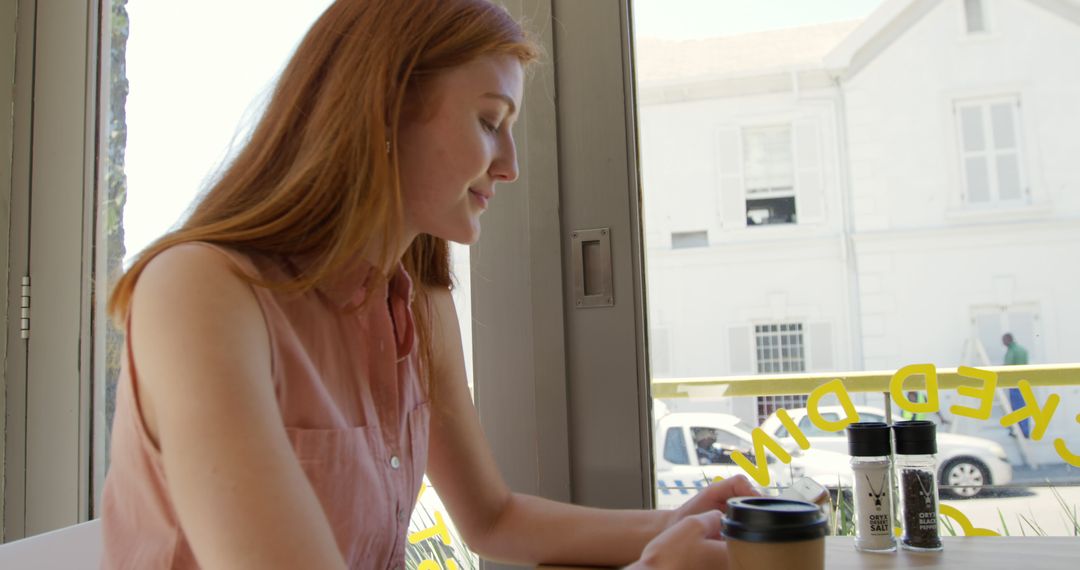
[{"left": 481, "top": 92, "right": 518, "bottom": 117}]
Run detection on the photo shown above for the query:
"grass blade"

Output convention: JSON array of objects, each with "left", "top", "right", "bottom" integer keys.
[
  {"left": 997, "top": 508, "right": 1011, "bottom": 537},
  {"left": 940, "top": 513, "right": 957, "bottom": 537}
]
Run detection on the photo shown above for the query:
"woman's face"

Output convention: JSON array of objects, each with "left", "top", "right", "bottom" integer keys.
[{"left": 397, "top": 54, "right": 524, "bottom": 246}]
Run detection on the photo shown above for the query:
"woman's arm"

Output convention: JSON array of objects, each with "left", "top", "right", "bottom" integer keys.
[
  {"left": 129, "top": 244, "right": 347, "bottom": 570},
  {"left": 423, "top": 288, "right": 674, "bottom": 567}
]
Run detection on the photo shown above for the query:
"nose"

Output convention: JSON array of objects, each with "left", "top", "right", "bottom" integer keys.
[{"left": 490, "top": 134, "right": 519, "bottom": 183}]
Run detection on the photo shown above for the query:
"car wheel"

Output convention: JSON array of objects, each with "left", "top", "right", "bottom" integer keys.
[{"left": 940, "top": 457, "right": 991, "bottom": 499}]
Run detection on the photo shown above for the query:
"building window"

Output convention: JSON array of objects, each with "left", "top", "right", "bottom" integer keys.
[
  {"left": 743, "top": 125, "right": 796, "bottom": 225},
  {"left": 964, "top": 0, "right": 987, "bottom": 34},
  {"left": 754, "top": 323, "right": 807, "bottom": 423},
  {"left": 956, "top": 98, "right": 1025, "bottom": 205},
  {"left": 671, "top": 230, "right": 709, "bottom": 249}
]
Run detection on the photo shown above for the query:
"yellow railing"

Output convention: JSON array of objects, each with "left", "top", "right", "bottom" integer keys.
[{"left": 651, "top": 363, "right": 1080, "bottom": 399}]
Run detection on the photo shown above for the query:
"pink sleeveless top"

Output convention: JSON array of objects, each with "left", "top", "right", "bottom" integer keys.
[{"left": 100, "top": 243, "right": 430, "bottom": 569}]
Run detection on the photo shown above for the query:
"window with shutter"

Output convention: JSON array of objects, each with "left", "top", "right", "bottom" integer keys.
[
  {"left": 743, "top": 125, "right": 796, "bottom": 226},
  {"left": 956, "top": 97, "right": 1026, "bottom": 206},
  {"left": 717, "top": 127, "right": 746, "bottom": 229}
]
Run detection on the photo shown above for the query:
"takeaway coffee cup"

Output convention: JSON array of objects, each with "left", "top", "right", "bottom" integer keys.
[{"left": 722, "top": 497, "right": 828, "bottom": 570}]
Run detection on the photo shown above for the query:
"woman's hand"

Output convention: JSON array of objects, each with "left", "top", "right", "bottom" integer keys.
[
  {"left": 627, "top": 475, "right": 759, "bottom": 569},
  {"left": 629, "top": 511, "right": 728, "bottom": 570},
  {"left": 669, "top": 474, "right": 759, "bottom": 525}
]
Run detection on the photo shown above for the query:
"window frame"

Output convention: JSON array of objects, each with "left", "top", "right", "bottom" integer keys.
[
  {"left": 954, "top": 95, "right": 1028, "bottom": 207},
  {"left": 3, "top": 0, "right": 98, "bottom": 540}
]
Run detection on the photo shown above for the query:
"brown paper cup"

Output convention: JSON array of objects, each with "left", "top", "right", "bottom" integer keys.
[{"left": 722, "top": 497, "right": 828, "bottom": 570}]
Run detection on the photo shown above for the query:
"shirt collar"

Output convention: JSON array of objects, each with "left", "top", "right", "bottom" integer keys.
[
  {"left": 314, "top": 257, "right": 414, "bottom": 309},
  {"left": 309, "top": 257, "right": 416, "bottom": 361}
]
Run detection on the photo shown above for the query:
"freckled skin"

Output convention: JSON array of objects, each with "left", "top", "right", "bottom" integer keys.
[{"left": 397, "top": 55, "right": 524, "bottom": 246}]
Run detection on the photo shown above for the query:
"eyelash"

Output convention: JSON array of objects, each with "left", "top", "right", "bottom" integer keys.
[{"left": 480, "top": 119, "right": 499, "bottom": 134}]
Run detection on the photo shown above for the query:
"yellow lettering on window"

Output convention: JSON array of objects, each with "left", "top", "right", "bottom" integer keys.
[
  {"left": 1000, "top": 379, "right": 1060, "bottom": 441},
  {"left": 890, "top": 364, "right": 939, "bottom": 415},
  {"left": 775, "top": 408, "right": 810, "bottom": 449},
  {"left": 807, "top": 378, "right": 860, "bottom": 432},
  {"left": 409, "top": 511, "right": 453, "bottom": 546},
  {"left": 939, "top": 504, "right": 1000, "bottom": 537},
  {"left": 418, "top": 561, "right": 459, "bottom": 570},
  {"left": 731, "top": 428, "right": 793, "bottom": 487},
  {"left": 1053, "top": 413, "right": 1080, "bottom": 468},
  {"left": 949, "top": 366, "right": 997, "bottom": 421}
]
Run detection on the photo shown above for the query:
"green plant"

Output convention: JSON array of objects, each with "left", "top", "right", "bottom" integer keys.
[
  {"left": 1018, "top": 512, "right": 1048, "bottom": 537},
  {"left": 1050, "top": 486, "right": 1080, "bottom": 536},
  {"left": 830, "top": 484, "right": 855, "bottom": 537},
  {"left": 940, "top": 514, "right": 957, "bottom": 537}
]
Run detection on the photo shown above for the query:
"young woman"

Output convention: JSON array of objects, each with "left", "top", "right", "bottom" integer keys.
[{"left": 100, "top": 1, "right": 756, "bottom": 568}]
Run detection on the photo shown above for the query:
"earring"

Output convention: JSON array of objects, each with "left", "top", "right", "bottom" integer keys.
[{"left": 385, "top": 139, "right": 391, "bottom": 155}]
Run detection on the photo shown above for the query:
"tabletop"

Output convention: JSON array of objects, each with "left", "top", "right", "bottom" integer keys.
[{"left": 536, "top": 536, "right": 1080, "bottom": 569}]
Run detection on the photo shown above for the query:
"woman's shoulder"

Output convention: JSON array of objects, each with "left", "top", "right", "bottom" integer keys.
[
  {"left": 141, "top": 241, "right": 257, "bottom": 281},
  {"left": 131, "top": 242, "right": 266, "bottom": 329}
]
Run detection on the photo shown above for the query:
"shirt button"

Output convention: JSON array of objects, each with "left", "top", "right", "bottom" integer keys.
[
  {"left": 397, "top": 506, "right": 407, "bottom": 523},
  {"left": 390, "top": 455, "right": 401, "bottom": 469}
]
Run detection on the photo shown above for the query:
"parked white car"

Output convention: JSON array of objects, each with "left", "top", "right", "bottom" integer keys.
[
  {"left": 653, "top": 411, "right": 852, "bottom": 509},
  {"left": 760, "top": 406, "right": 1013, "bottom": 498}
]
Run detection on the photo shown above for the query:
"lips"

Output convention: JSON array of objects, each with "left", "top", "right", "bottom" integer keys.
[{"left": 469, "top": 188, "right": 493, "bottom": 208}]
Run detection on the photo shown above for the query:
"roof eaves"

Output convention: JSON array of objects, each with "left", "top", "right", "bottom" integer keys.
[{"left": 824, "top": 0, "right": 938, "bottom": 80}]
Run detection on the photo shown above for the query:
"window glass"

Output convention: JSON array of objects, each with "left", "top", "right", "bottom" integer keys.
[
  {"left": 957, "top": 99, "right": 1025, "bottom": 204},
  {"left": 744, "top": 126, "right": 794, "bottom": 193},
  {"left": 98, "top": 1, "right": 477, "bottom": 565},
  {"left": 961, "top": 107, "right": 986, "bottom": 152},
  {"left": 798, "top": 414, "right": 840, "bottom": 437},
  {"left": 997, "top": 155, "right": 1023, "bottom": 200},
  {"left": 663, "top": 427, "right": 690, "bottom": 465},
  {"left": 635, "top": 0, "right": 1080, "bottom": 537},
  {"left": 712, "top": 428, "right": 746, "bottom": 449},
  {"left": 991, "top": 103, "right": 1016, "bottom": 148},
  {"left": 965, "top": 0, "right": 987, "bottom": 34},
  {"left": 965, "top": 156, "right": 992, "bottom": 202}
]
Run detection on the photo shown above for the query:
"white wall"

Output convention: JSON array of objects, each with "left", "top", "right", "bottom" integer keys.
[
  {"left": 639, "top": 86, "right": 854, "bottom": 392},
  {"left": 843, "top": 0, "right": 1080, "bottom": 230},
  {"left": 638, "top": 1, "right": 1080, "bottom": 452}
]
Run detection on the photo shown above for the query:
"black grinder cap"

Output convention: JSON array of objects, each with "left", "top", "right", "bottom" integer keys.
[
  {"left": 846, "top": 422, "right": 892, "bottom": 457},
  {"left": 893, "top": 420, "right": 937, "bottom": 455},
  {"left": 722, "top": 497, "right": 828, "bottom": 543}
]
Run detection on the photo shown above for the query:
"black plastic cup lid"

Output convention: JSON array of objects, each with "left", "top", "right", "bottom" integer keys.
[
  {"left": 722, "top": 497, "right": 828, "bottom": 543},
  {"left": 893, "top": 420, "right": 937, "bottom": 455},
  {"left": 847, "top": 422, "right": 892, "bottom": 457}
]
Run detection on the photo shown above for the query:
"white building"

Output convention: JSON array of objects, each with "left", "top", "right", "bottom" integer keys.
[{"left": 637, "top": 0, "right": 1080, "bottom": 465}]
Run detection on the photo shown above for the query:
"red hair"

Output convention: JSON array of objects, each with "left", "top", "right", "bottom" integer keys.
[{"left": 109, "top": 0, "right": 540, "bottom": 381}]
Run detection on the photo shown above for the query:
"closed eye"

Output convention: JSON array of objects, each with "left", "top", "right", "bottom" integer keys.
[{"left": 480, "top": 118, "right": 499, "bottom": 134}]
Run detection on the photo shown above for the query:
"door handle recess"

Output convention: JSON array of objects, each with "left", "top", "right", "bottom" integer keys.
[{"left": 571, "top": 228, "right": 613, "bottom": 309}]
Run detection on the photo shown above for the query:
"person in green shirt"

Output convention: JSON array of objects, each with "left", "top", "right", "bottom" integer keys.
[
  {"left": 1003, "top": 333, "right": 1031, "bottom": 437},
  {"left": 901, "top": 391, "right": 928, "bottom": 421}
]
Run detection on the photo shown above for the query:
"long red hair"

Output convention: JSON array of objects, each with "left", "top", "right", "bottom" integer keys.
[{"left": 109, "top": 0, "right": 540, "bottom": 382}]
